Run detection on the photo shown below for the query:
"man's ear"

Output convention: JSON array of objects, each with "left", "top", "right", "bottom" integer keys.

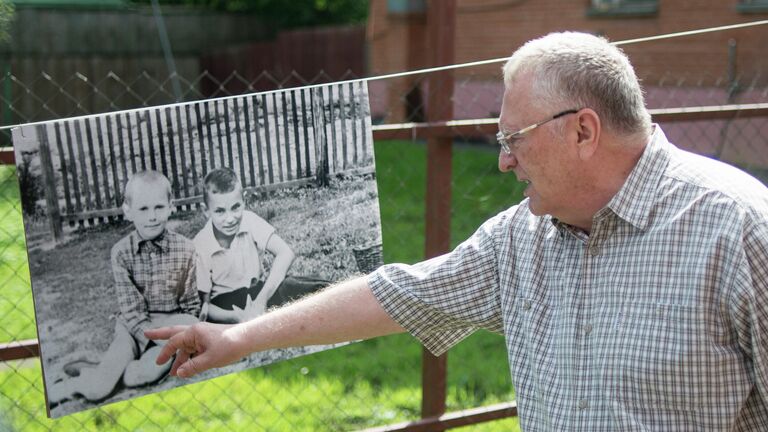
[
  {"left": 575, "top": 108, "right": 601, "bottom": 160},
  {"left": 201, "top": 202, "right": 210, "bottom": 218}
]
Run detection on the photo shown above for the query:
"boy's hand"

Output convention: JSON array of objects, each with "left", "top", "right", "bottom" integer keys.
[
  {"left": 199, "top": 302, "right": 209, "bottom": 322},
  {"left": 145, "top": 323, "right": 244, "bottom": 378}
]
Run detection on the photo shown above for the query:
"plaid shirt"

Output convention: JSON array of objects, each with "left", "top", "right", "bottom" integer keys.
[
  {"left": 370, "top": 126, "right": 768, "bottom": 431},
  {"left": 111, "top": 229, "right": 200, "bottom": 350}
]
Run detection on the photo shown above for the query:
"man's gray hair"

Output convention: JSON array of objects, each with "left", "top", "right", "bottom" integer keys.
[{"left": 502, "top": 32, "right": 651, "bottom": 136}]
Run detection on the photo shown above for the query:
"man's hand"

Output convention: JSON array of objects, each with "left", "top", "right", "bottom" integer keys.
[
  {"left": 146, "top": 278, "right": 403, "bottom": 379},
  {"left": 144, "top": 323, "right": 245, "bottom": 378}
]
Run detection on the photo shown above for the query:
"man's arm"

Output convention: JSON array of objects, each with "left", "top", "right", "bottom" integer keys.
[
  {"left": 146, "top": 276, "right": 404, "bottom": 378},
  {"left": 744, "top": 222, "right": 768, "bottom": 404}
]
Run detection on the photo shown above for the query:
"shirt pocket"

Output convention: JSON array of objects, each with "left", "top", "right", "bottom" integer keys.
[{"left": 607, "top": 302, "right": 706, "bottom": 411}]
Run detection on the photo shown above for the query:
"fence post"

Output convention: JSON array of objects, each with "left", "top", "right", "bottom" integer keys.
[
  {"left": 422, "top": 0, "right": 455, "bottom": 427},
  {"left": 36, "top": 125, "right": 64, "bottom": 242},
  {"left": 312, "top": 87, "right": 330, "bottom": 187}
]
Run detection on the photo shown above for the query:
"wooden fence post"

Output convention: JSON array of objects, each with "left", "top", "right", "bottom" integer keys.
[
  {"left": 422, "top": 0, "right": 456, "bottom": 428},
  {"left": 313, "top": 86, "right": 330, "bottom": 187},
  {"left": 36, "top": 125, "right": 64, "bottom": 243}
]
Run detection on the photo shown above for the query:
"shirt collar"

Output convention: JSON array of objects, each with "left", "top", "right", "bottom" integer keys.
[
  {"left": 550, "top": 218, "right": 589, "bottom": 242},
  {"left": 601, "top": 125, "right": 671, "bottom": 231},
  {"left": 196, "top": 218, "right": 250, "bottom": 257},
  {"left": 131, "top": 229, "right": 169, "bottom": 254}
]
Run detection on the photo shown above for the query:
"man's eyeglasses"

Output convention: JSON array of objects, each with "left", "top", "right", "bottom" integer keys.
[{"left": 496, "top": 109, "right": 579, "bottom": 154}]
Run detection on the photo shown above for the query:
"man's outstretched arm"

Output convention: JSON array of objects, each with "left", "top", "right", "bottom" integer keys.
[{"left": 145, "top": 276, "right": 405, "bottom": 378}]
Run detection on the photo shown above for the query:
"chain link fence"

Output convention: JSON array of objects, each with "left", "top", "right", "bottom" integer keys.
[{"left": 1, "top": 64, "right": 767, "bottom": 431}]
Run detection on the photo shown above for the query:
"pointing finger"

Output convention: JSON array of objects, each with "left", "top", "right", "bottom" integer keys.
[
  {"left": 145, "top": 325, "right": 189, "bottom": 341},
  {"left": 155, "top": 328, "right": 195, "bottom": 365}
]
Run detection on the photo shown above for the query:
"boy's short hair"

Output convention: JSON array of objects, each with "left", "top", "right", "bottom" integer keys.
[
  {"left": 123, "top": 170, "right": 172, "bottom": 206},
  {"left": 203, "top": 168, "right": 242, "bottom": 205}
]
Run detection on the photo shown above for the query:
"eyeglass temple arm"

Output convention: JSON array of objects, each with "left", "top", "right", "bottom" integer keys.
[{"left": 552, "top": 109, "right": 579, "bottom": 119}]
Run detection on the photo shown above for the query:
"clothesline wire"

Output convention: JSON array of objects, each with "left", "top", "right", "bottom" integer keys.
[
  {"left": 367, "top": 19, "right": 768, "bottom": 82},
  {"left": 3, "top": 19, "right": 768, "bottom": 133}
]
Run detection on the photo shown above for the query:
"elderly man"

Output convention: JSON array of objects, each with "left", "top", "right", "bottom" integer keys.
[{"left": 148, "top": 32, "right": 768, "bottom": 430}]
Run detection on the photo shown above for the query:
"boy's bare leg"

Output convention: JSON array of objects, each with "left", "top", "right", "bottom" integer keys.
[
  {"left": 123, "top": 313, "right": 198, "bottom": 387},
  {"left": 48, "top": 323, "right": 135, "bottom": 404},
  {"left": 122, "top": 346, "right": 168, "bottom": 387}
]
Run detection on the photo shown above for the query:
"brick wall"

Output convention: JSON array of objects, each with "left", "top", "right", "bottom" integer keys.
[{"left": 367, "top": 0, "right": 768, "bottom": 83}]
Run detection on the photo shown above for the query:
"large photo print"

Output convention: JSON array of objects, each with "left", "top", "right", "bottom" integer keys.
[{"left": 11, "top": 82, "right": 382, "bottom": 418}]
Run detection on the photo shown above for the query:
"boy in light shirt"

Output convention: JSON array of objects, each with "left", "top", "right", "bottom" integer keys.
[{"left": 194, "top": 168, "right": 308, "bottom": 323}]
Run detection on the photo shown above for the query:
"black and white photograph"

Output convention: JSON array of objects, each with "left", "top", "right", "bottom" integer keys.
[{"left": 11, "top": 81, "right": 382, "bottom": 418}]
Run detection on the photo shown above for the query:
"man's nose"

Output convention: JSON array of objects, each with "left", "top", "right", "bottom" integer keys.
[{"left": 498, "top": 150, "right": 518, "bottom": 172}]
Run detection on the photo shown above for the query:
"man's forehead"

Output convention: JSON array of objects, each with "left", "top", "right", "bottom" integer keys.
[
  {"left": 499, "top": 87, "right": 525, "bottom": 129},
  {"left": 499, "top": 73, "right": 541, "bottom": 125},
  {"left": 502, "top": 75, "right": 533, "bottom": 103}
]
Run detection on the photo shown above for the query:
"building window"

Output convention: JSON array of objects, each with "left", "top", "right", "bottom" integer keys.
[
  {"left": 587, "top": 0, "right": 658, "bottom": 18},
  {"left": 737, "top": 0, "right": 768, "bottom": 13},
  {"left": 387, "top": 0, "right": 426, "bottom": 14}
]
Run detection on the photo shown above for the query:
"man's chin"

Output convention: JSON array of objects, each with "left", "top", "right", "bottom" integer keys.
[
  {"left": 525, "top": 199, "right": 544, "bottom": 215},
  {"left": 527, "top": 201, "right": 557, "bottom": 219}
]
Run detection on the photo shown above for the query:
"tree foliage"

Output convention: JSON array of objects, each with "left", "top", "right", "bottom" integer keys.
[
  {"left": 136, "top": 0, "right": 368, "bottom": 29},
  {"left": 0, "top": 0, "right": 14, "bottom": 44}
]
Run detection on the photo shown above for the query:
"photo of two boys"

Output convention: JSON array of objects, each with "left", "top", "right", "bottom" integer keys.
[{"left": 12, "top": 82, "right": 382, "bottom": 418}]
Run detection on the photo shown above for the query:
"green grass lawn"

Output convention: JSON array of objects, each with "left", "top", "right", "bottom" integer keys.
[
  {"left": 0, "top": 167, "right": 34, "bottom": 343},
  {"left": 0, "top": 140, "right": 525, "bottom": 431}
]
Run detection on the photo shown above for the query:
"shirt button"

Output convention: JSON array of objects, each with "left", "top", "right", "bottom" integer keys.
[
  {"left": 522, "top": 301, "right": 531, "bottom": 311},
  {"left": 583, "top": 324, "right": 593, "bottom": 335},
  {"left": 589, "top": 244, "right": 600, "bottom": 256},
  {"left": 578, "top": 399, "right": 588, "bottom": 410}
]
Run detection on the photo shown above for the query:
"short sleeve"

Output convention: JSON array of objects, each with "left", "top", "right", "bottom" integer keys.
[{"left": 369, "top": 213, "right": 507, "bottom": 356}]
